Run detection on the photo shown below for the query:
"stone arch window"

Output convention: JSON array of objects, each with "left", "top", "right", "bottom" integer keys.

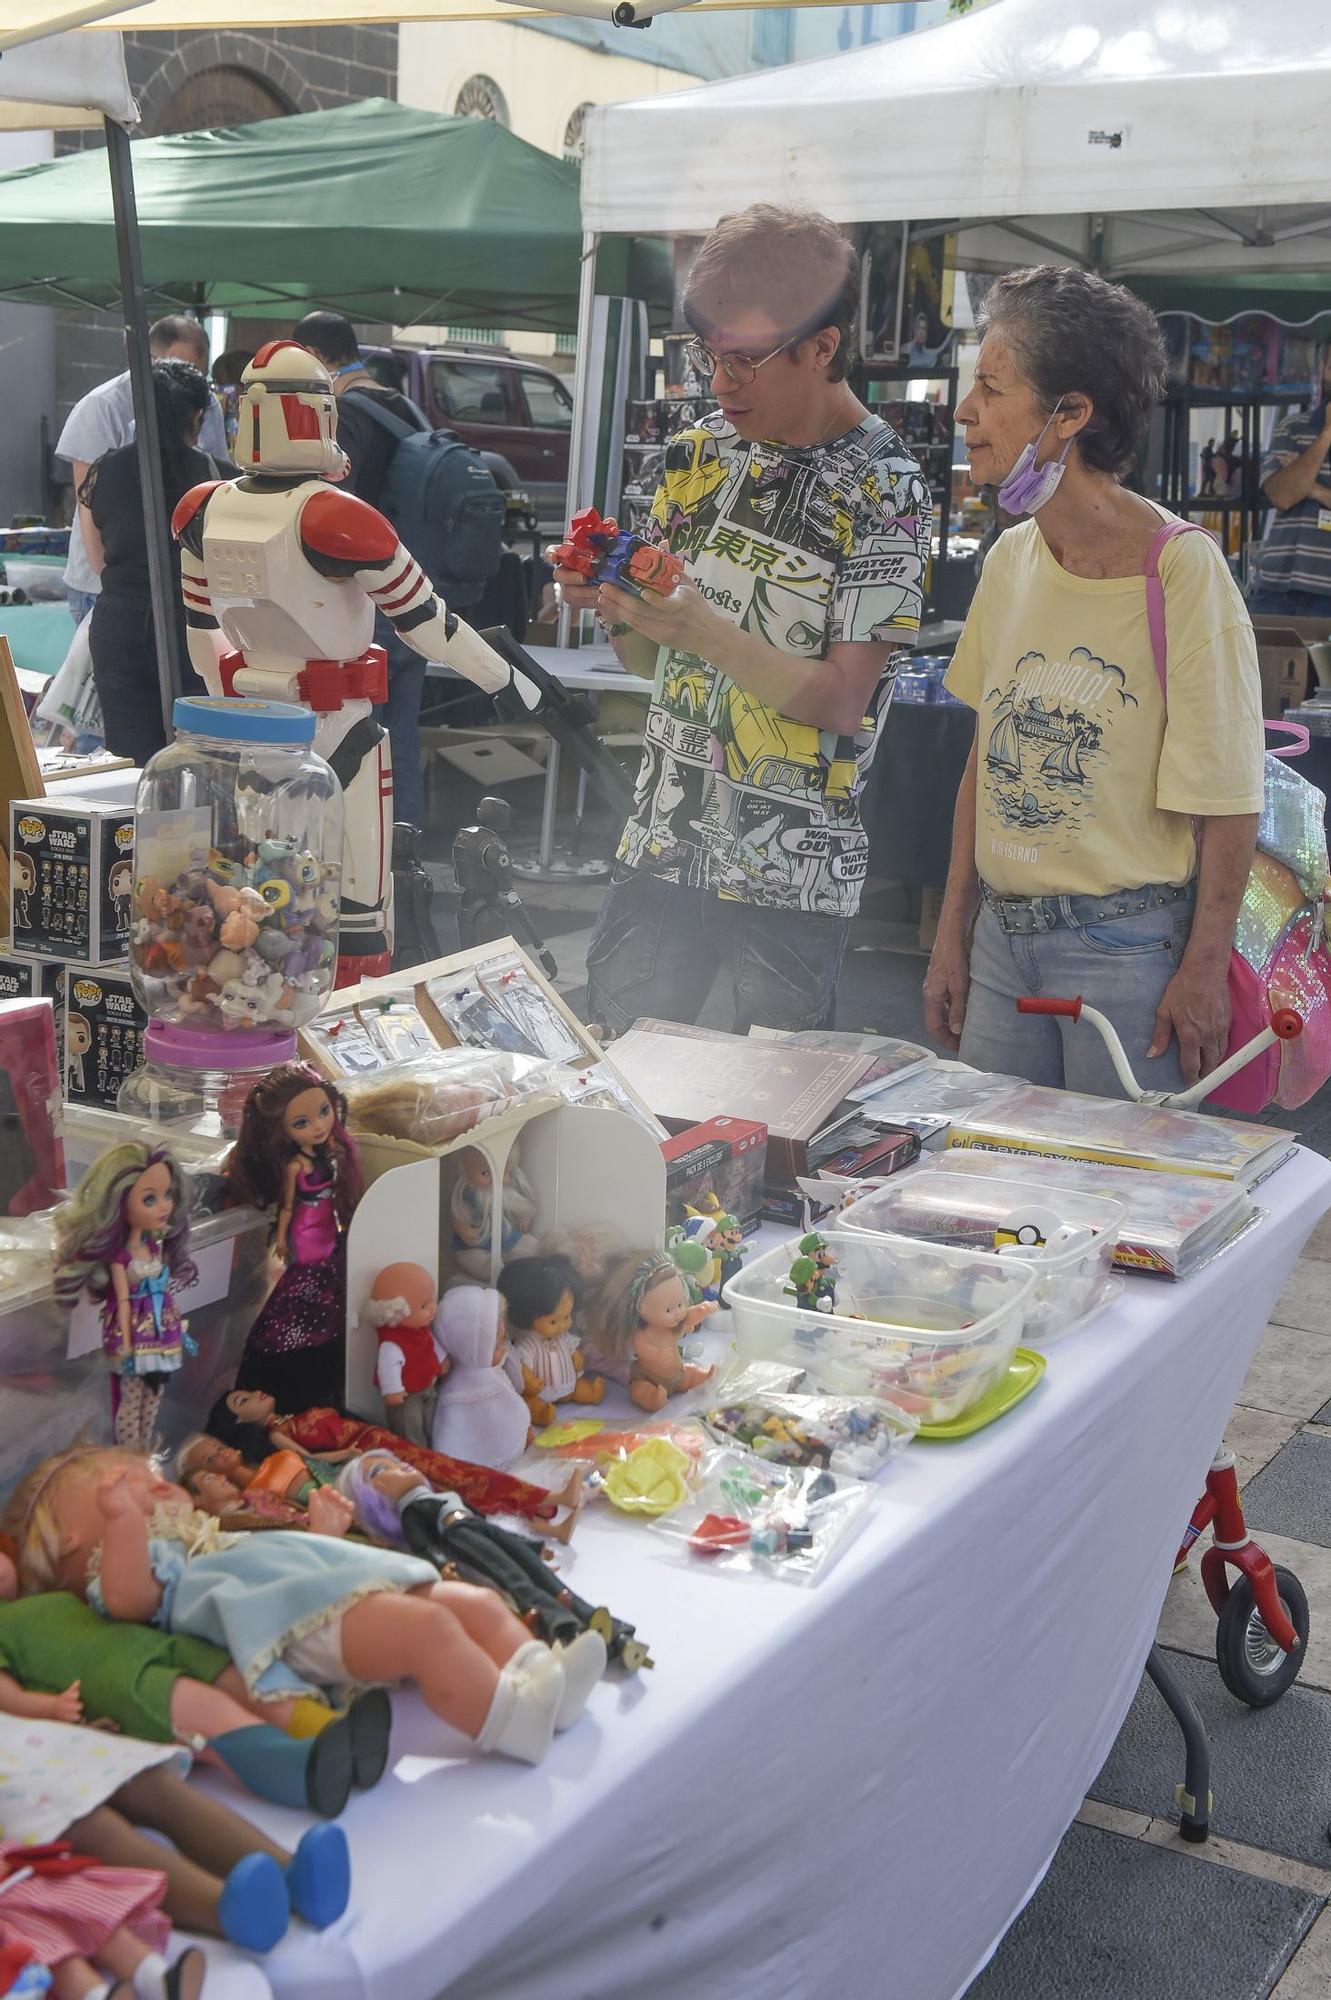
[
  {"left": 151, "top": 65, "right": 293, "bottom": 135},
  {"left": 455, "top": 75, "right": 510, "bottom": 126}
]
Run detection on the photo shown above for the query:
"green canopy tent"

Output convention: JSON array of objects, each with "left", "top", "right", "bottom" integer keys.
[{"left": 0, "top": 96, "right": 670, "bottom": 331}]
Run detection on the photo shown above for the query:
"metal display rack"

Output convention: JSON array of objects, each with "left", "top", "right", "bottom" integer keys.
[
  {"left": 857, "top": 363, "right": 958, "bottom": 623},
  {"left": 1159, "top": 386, "right": 1312, "bottom": 566}
]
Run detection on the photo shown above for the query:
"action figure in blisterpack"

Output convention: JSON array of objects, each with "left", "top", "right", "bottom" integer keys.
[{"left": 172, "top": 342, "right": 517, "bottom": 980}]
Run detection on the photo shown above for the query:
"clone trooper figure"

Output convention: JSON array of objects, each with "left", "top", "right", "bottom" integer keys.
[{"left": 172, "top": 340, "right": 512, "bottom": 978}]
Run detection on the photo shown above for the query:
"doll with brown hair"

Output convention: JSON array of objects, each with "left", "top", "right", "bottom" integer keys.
[
  {"left": 224, "top": 1063, "right": 364, "bottom": 1413},
  {"left": 12, "top": 1447, "right": 606, "bottom": 1768},
  {"left": 496, "top": 1253, "right": 605, "bottom": 1427},
  {"left": 583, "top": 1252, "right": 715, "bottom": 1414},
  {"left": 53, "top": 1145, "right": 197, "bottom": 1452}
]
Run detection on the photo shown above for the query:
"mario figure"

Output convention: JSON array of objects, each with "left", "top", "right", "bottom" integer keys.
[{"left": 172, "top": 340, "right": 511, "bottom": 978}]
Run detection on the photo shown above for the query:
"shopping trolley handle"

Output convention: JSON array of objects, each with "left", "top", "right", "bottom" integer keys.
[{"left": 1016, "top": 995, "right": 1084, "bottom": 1021}]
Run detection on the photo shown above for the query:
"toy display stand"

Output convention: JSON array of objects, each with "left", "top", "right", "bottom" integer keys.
[{"left": 343, "top": 1093, "right": 666, "bottom": 1420}]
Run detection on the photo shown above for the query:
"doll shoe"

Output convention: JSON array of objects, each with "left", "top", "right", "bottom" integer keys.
[
  {"left": 552, "top": 1628, "right": 608, "bottom": 1731},
  {"left": 163, "top": 1947, "right": 208, "bottom": 2000},
  {"left": 347, "top": 1686, "right": 393, "bottom": 1789},
  {"left": 476, "top": 1649, "right": 563, "bottom": 1764},
  {"left": 217, "top": 1851, "right": 291, "bottom": 1953},
  {"left": 286, "top": 1822, "right": 352, "bottom": 1930},
  {"left": 304, "top": 1708, "right": 357, "bottom": 1817}
]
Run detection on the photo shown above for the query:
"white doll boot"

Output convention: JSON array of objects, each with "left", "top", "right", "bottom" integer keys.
[
  {"left": 552, "top": 1628, "right": 608, "bottom": 1731},
  {"left": 475, "top": 1646, "right": 563, "bottom": 1764}
]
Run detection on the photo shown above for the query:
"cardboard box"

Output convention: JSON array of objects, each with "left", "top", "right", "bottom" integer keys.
[
  {"left": 0, "top": 997, "right": 64, "bottom": 1215},
  {"left": 0, "top": 953, "right": 67, "bottom": 1081},
  {"left": 64, "top": 962, "right": 146, "bottom": 1110},
  {"left": 662, "top": 1115, "right": 767, "bottom": 1235},
  {"left": 763, "top": 1117, "right": 920, "bottom": 1224},
  {"left": 605, "top": 1019, "right": 874, "bottom": 1178},
  {"left": 9, "top": 796, "right": 134, "bottom": 963},
  {"left": 1251, "top": 619, "right": 1318, "bottom": 719}
]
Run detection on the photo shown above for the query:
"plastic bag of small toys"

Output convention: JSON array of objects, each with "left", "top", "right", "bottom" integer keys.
[
  {"left": 698, "top": 1359, "right": 918, "bottom": 1478},
  {"left": 525, "top": 1416, "right": 713, "bottom": 1518},
  {"left": 648, "top": 1446, "right": 872, "bottom": 1585},
  {"left": 342, "top": 1048, "right": 561, "bottom": 1147}
]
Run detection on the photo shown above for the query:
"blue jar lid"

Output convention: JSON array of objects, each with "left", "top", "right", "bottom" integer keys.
[{"left": 172, "top": 697, "right": 315, "bottom": 745}]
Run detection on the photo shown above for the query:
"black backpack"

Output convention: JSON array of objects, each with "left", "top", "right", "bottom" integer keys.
[{"left": 342, "top": 391, "right": 506, "bottom": 611}]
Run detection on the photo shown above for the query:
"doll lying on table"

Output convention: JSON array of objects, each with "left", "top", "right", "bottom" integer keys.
[
  {"left": 11, "top": 1447, "right": 607, "bottom": 1768},
  {"left": 338, "top": 1451, "right": 651, "bottom": 1671},
  {"left": 0, "top": 1543, "right": 385, "bottom": 1819},
  {"left": 199, "top": 1387, "right": 584, "bottom": 1540},
  {"left": 0, "top": 1715, "right": 349, "bottom": 1960}
]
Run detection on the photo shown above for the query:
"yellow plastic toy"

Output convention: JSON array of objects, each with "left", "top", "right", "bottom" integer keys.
[{"left": 600, "top": 1438, "right": 694, "bottom": 1517}]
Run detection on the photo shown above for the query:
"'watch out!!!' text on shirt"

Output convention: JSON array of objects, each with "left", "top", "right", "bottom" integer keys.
[{"left": 618, "top": 411, "right": 931, "bottom": 918}]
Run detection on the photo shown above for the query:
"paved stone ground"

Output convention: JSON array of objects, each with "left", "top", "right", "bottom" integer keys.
[{"left": 420, "top": 761, "right": 1331, "bottom": 1998}]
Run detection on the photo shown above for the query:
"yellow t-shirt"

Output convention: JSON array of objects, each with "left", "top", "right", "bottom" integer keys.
[{"left": 944, "top": 516, "right": 1265, "bottom": 898}]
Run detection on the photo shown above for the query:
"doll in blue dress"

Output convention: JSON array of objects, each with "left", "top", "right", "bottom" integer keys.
[{"left": 12, "top": 1448, "right": 607, "bottom": 1769}]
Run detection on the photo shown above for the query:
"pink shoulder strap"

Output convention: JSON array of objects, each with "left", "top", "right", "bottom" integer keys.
[{"left": 1146, "top": 516, "right": 1309, "bottom": 758}]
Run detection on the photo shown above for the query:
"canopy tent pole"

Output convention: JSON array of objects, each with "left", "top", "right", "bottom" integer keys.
[
  {"left": 104, "top": 113, "right": 182, "bottom": 736},
  {"left": 556, "top": 226, "right": 600, "bottom": 649}
]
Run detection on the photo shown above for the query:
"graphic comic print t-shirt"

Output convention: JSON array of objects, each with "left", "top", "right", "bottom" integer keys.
[
  {"left": 616, "top": 412, "right": 930, "bottom": 917},
  {"left": 945, "top": 516, "right": 1264, "bottom": 899}
]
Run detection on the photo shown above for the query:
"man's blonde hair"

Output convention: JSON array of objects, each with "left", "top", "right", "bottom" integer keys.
[{"left": 683, "top": 204, "right": 860, "bottom": 384}]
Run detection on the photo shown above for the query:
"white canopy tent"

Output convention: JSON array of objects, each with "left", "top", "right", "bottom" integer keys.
[{"left": 581, "top": 0, "right": 1331, "bottom": 296}]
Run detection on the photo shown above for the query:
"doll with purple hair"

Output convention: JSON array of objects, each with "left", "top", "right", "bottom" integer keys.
[
  {"left": 53, "top": 1144, "right": 198, "bottom": 1451},
  {"left": 224, "top": 1063, "right": 364, "bottom": 1414}
]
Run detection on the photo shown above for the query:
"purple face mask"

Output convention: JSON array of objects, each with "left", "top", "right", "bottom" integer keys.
[{"left": 997, "top": 400, "right": 1070, "bottom": 515}]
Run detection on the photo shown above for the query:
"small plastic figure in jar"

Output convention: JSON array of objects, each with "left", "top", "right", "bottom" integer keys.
[
  {"left": 224, "top": 1063, "right": 364, "bottom": 1412},
  {"left": 585, "top": 1252, "right": 714, "bottom": 1414},
  {"left": 53, "top": 1144, "right": 197, "bottom": 1450}
]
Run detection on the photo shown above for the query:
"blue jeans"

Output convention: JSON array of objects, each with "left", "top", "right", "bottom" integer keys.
[
  {"left": 586, "top": 865, "right": 848, "bottom": 1035},
  {"left": 1246, "top": 583, "right": 1331, "bottom": 619},
  {"left": 372, "top": 612, "right": 427, "bottom": 832},
  {"left": 958, "top": 887, "right": 1194, "bottom": 1097},
  {"left": 65, "top": 587, "right": 98, "bottom": 625}
]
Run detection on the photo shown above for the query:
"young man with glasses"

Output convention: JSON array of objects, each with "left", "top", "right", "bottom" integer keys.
[{"left": 555, "top": 203, "right": 931, "bottom": 1033}]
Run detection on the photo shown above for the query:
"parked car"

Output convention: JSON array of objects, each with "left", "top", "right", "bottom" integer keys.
[{"left": 367, "top": 342, "right": 573, "bottom": 533}]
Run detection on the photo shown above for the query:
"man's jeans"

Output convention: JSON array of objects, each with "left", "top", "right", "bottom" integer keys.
[
  {"left": 957, "top": 885, "right": 1195, "bottom": 1098},
  {"left": 1246, "top": 583, "right": 1331, "bottom": 620},
  {"left": 372, "top": 611, "right": 427, "bottom": 832},
  {"left": 586, "top": 865, "right": 848, "bottom": 1035}
]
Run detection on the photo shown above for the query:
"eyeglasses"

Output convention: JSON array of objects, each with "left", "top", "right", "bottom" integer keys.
[{"left": 685, "top": 336, "right": 794, "bottom": 388}]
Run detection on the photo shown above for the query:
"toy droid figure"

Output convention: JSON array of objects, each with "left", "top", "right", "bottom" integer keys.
[{"left": 172, "top": 341, "right": 512, "bottom": 980}]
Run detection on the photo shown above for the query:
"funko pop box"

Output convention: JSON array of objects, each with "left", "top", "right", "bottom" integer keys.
[
  {"left": 8, "top": 796, "right": 134, "bottom": 964},
  {"left": 63, "top": 963, "right": 147, "bottom": 1112}
]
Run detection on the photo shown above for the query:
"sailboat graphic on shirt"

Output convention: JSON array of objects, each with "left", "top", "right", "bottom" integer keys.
[{"left": 986, "top": 690, "right": 1098, "bottom": 787}]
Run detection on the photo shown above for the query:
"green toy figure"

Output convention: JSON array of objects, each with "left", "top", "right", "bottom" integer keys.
[
  {"left": 712, "top": 1215, "right": 748, "bottom": 1300},
  {"left": 784, "top": 1233, "right": 838, "bottom": 1312}
]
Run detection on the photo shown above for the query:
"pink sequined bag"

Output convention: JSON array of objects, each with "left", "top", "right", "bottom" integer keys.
[{"left": 1148, "top": 519, "right": 1331, "bottom": 1112}]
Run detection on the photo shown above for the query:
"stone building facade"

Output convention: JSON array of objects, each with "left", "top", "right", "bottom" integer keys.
[{"left": 55, "top": 25, "right": 398, "bottom": 424}]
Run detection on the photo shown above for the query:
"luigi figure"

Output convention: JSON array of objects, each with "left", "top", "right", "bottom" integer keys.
[{"left": 784, "top": 1232, "right": 839, "bottom": 1312}]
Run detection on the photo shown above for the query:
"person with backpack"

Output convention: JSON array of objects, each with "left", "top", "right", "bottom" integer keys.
[
  {"left": 291, "top": 311, "right": 505, "bottom": 831},
  {"left": 922, "top": 266, "right": 1265, "bottom": 1096}
]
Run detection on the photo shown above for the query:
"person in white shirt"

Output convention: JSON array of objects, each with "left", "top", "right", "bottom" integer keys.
[{"left": 56, "top": 314, "right": 227, "bottom": 622}]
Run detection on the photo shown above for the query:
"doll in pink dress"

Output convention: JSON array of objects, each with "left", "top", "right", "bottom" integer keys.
[
  {"left": 53, "top": 1145, "right": 197, "bottom": 1453},
  {"left": 225, "top": 1064, "right": 364, "bottom": 1414}
]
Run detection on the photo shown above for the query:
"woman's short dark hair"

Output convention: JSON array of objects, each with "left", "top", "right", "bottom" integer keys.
[{"left": 979, "top": 265, "right": 1166, "bottom": 477}]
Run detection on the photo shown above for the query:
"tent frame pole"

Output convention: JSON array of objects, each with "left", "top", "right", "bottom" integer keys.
[
  {"left": 104, "top": 114, "right": 181, "bottom": 738},
  {"left": 556, "top": 227, "right": 600, "bottom": 648}
]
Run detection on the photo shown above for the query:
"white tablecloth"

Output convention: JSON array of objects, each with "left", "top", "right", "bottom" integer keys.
[{"left": 197, "top": 1149, "right": 1331, "bottom": 2000}]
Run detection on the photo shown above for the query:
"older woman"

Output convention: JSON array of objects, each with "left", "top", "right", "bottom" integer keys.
[{"left": 923, "top": 266, "right": 1264, "bottom": 1095}]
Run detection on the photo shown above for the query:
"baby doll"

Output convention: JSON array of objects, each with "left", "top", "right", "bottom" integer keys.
[
  {"left": 584, "top": 1252, "right": 715, "bottom": 1414},
  {"left": 496, "top": 1254, "right": 604, "bottom": 1427},
  {"left": 14, "top": 1448, "right": 601, "bottom": 1768},
  {"left": 0, "top": 1722, "right": 350, "bottom": 1958},
  {"left": 197, "top": 1389, "right": 584, "bottom": 1540},
  {"left": 0, "top": 1825, "right": 191, "bottom": 2000},
  {"left": 52, "top": 1145, "right": 197, "bottom": 1452},
  {"left": 0, "top": 1544, "right": 383, "bottom": 1819},
  {"left": 225, "top": 1063, "right": 364, "bottom": 1413},
  {"left": 340, "top": 1451, "right": 650, "bottom": 1671},
  {"left": 431, "top": 1287, "right": 533, "bottom": 1470},
  {"left": 363, "top": 1263, "right": 451, "bottom": 1449},
  {"left": 450, "top": 1148, "right": 538, "bottom": 1283}
]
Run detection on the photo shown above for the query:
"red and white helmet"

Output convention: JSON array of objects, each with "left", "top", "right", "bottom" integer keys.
[{"left": 236, "top": 340, "right": 347, "bottom": 479}]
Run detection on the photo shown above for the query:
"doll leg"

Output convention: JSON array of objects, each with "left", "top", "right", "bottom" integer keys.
[
  {"left": 51, "top": 1958, "right": 108, "bottom": 2000},
  {"left": 422, "top": 1580, "right": 605, "bottom": 1732},
  {"left": 339, "top": 1591, "right": 560, "bottom": 1763},
  {"left": 97, "top": 1934, "right": 207, "bottom": 2000},
  {"left": 570, "top": 1377, "right": 606, "bottom": 1405}
]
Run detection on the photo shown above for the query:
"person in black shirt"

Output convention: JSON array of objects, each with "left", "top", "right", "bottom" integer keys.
[
  {"left": 291, "top": 310, "right": 432, "bottom": 830},
  {"left": 78, "top": 359, "right": 233, "bottom": 765}
]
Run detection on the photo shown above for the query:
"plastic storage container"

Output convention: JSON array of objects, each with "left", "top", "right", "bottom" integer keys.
[
  {"left": 723, "top": 1229, "right": 1036, "bottom": 1424},
  {"left": 130, "top": 698, "right": 342, "bottom": 1041},
  {"left": 840, "top": 1172, "right": 1124, "bottom": 1342}
]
